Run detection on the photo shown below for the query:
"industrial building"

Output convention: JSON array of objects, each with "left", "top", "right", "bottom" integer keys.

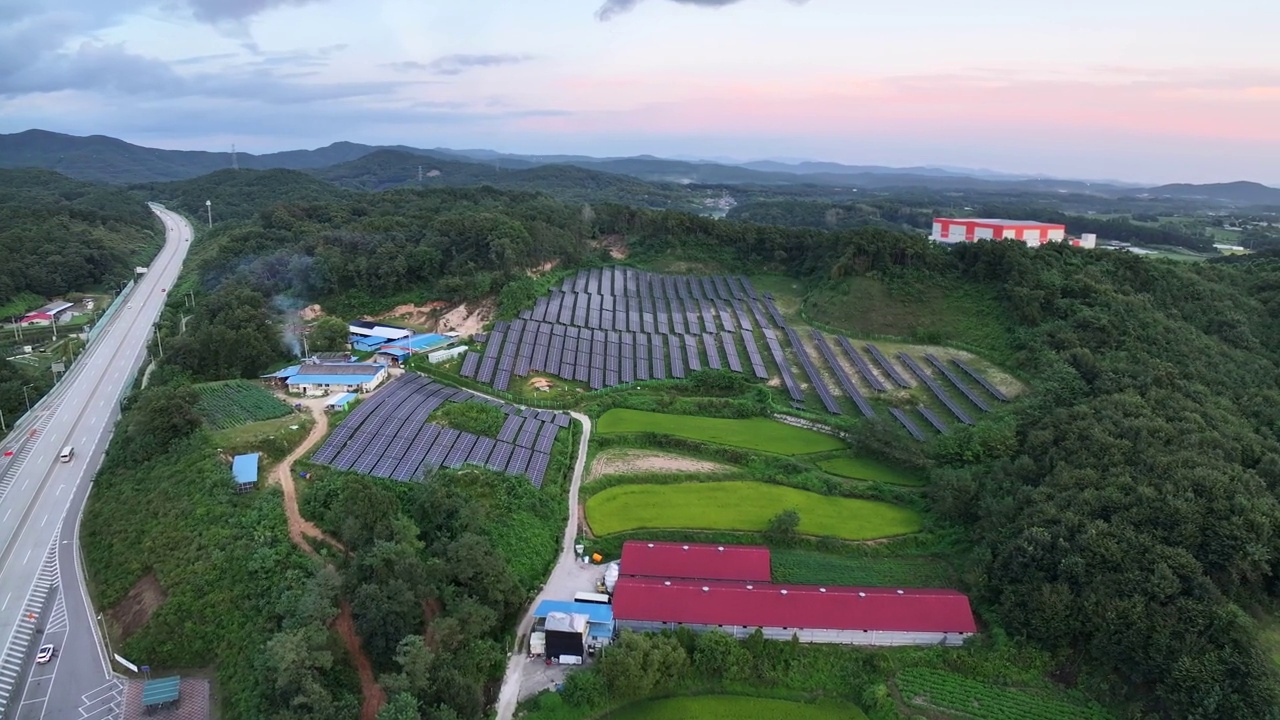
[
  {"left": 610, "top": 541, "right": 977, "bottom": 647},
  {"left": 612, "top": 577, "right": 977, "bottom": 647},
  {"left": 374, "top": 333, "right": 454, "bottom": 365},
  {"left": 931, "top": 218, "right": 1067, "bottom": 247},
  {"left": 620, "top": 540, "right": 771, "bottom": 583}
]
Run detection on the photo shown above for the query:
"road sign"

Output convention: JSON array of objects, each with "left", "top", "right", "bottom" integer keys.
[
  {"left": 51, "top": 362, "right": 66, "bottom": 373},
  {"left": 114, "top": 654, "right": 139, "bottom": 673}
]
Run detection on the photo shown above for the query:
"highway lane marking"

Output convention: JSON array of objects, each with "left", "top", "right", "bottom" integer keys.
[
  {"left": 3, "top": 508, "right": 10, "bottom": 523},
  {"left": 1, "top": 592, "right": 8, "bottom": 611},
  {"left": 56, "top": 485, "right": 62, "bottom": 496},
  {"left": 41, "top": 514, "right": 47, "bottom": 528},
  {"left": 23, "top": 549, "right": 31, "bottom": 565}
]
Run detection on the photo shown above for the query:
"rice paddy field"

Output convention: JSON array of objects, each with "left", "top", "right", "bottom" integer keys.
[
  {"left": 896, "top": 668, "right": 1112, "bottom": 720},
  {"left": 770, "top": 548, "right": 953, "bottom": 587},
  {"left": 604, "top": 695, "right": 867, "bottom": 720},
  {"left": 817, "top": 456, "right": 925, "bottom": 486},
  {"left": 596, "top": 409, "right": 845, "bottom": 455},
  {"left": 585, "top": 480, "right": 922, "bottom": 540}
]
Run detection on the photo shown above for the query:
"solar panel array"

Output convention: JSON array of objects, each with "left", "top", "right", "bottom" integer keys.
[
  {"left": 836, "top": 336, "right": 888, "bottom": 392},
  {"left": 482, "top": 267, "right": 797, "bottom": 399},
  {"left": 865, "top": 344, "right": 913, "bottom": 388},
  {"left": 889, "top": 407, "right": 926, "bottom": 441},
  {"left": 311, "top": 374, "right": 568, "bottom": 487}
]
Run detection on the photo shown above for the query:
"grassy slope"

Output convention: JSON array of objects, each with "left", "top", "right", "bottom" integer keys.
[
  {"left": 816, "top": 456, "right": 924, "bottom": 486},
  {"left": 604, "top": 695, "right": 867, "bottom": 720},
  {"left": 805, "top": 275, "right": 1015, "bottom": 363},
  {"left": 596, "top": 410, "right": 844, "bottom": 455},
  {"left": 770, "top": 548, "right": 954, "bottom": 588},
  {"left": 585, "top": 480, "right": 922, "bottom": 540}
]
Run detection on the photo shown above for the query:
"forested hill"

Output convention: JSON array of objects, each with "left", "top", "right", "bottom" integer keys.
[
  {"left": 0, "top": 168, "right": 162, "bottom": 309},
  {"left": 130, "top": 169, "right": 352, "bottom": 223},
  {"left": 309, "top": 149, "right": 699, "bottom": 209}
]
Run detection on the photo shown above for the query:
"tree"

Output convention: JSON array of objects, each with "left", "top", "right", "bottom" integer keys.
[
  {"left": 308, "top": 316, "right": 349, "bottom": 352},
  {"left": 692, "top": 630, "right": 749, "bottom": 682},
  {"left": 764, "top": 509, "right": 800, "bottom": 544},
  {"left": 599, "top": 631, "right": 691, "bottom": 700},
  {"left": 377, "top": 693, "right": 422, "bottom": 720}
]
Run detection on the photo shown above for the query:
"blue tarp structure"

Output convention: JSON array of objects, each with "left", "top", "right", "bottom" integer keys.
[
  {"left": 533, "top": 600, "right": 614, "bottom": 626},
  {"left": 325, "top": 392, "right": 357, "bottom": 410},
  {"left": 286, "top": 373, "right": 380, "bottom": 386},
  {"left": 232, "top": 453, "right": 259, "bottom": 486}
]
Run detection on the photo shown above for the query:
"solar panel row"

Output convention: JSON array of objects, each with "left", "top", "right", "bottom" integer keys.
[
  {"left": 897, "top": 353, "right": 974, "bottom": 425},
  {"left": 836, "top": 336, "right": 887, "bottom": 392},
  {"left": 923, "top": 354, "right": 991, "bottom": 412},
  {"left": 951, "top": 359, "right": 1009, "bottom": 402},
  {"left": 785, "top": 327, "right": 840, "bottom": 414},
  {"left": 889, "top": 407, "right": 926, "bottom": 441},
  {"left": 865, "top": 344, "right": 913, "bottom": 388},
  {"left": 810, "top": 330, "right": 874, "bottom": 418},
  {"left": 917, "top": 405, "right": 949, "bottom": 434},
  {"left": 764, "top": 334, "right": 804, "bottom": 402}
]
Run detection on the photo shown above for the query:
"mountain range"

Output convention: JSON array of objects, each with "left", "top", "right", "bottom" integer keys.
[{"left": 2, "top": 129, "right": 1278, "bottom": 205}]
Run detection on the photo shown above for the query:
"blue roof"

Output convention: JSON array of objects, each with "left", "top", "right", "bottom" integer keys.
[
  {"left": 377, "top": 347, "right": 412, "bottom": 360},
  {"left": 351, "top": 335, "right": 392, "bottom": 347},
  {"left": 326, "top": 392, "right": 357, "bottom": 408},
  {"left": 287, "top": 373, "right": 380, "bottom": 385},
  {"left": 533, "top": 600, "right": 614, "bottom": 625},
  {"left": 388, "top": 333, "right": 450, "bottom": 352},
  {"left": 232, "top": 453, "right": 259, "bottom": 485},
  {"left": 266, "top": 365, "right": 301, "bottom": 378}
]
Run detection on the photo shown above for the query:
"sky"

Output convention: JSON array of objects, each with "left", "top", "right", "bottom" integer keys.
[{"left": 1, "top": 0, "right": 1278, "bottom": 185}]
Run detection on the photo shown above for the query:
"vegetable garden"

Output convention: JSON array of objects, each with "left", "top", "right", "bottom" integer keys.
[
  {"left": 194, "top": 380, "right": 293, "bottom": 430},
  {"left": 895, "top": 668, "right": 1112, "bottom": 720},
  {"left": 604, "top": 695, "right": 866, "bottom": 720}
]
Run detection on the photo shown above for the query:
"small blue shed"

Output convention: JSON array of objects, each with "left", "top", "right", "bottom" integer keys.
[{"left": 232, "top": 453, "right": 260, "bottom": 493}]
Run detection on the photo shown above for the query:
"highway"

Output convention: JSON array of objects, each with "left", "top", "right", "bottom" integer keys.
[{"left": 0, "top": 205, "right": 193, "bottom": 719}]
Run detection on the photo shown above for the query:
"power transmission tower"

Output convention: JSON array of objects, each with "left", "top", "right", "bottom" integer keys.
[{"left": 231, "top": 144, "right": 239, "bottom": 170}]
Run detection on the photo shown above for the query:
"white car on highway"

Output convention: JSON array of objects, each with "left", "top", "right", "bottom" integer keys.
[{"left": 36, "top": 644, "right": 54, "bottom": 664}]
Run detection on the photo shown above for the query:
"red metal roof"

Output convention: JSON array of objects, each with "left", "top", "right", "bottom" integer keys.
[
  {"left": 20, "top": 313, "right": 52, "bottom": 322},
  {"left": 612, "top": 577, "right": 977, "bottom": 634},
  {"left": 620, "top": 540, "right": 771, "bottom": 582}
]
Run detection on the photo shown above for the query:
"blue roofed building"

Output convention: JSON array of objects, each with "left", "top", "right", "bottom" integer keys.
[
  {"left": 325, "top": 392, "right": 358, "bottom": 411},
  {"left": 286, "top": 362, "right": 388, "bottom": 396},
  {"left": 375, "top": 333, "right": 453, "bottom": 365},
  {"left": 532, "top": 600, "right": 615, "bottom": 655},
  {"left": 232, "top": 453, "right": 259, "bottom": 493}
]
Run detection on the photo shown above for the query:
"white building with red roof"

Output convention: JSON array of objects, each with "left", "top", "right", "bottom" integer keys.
[{"left": 612, "top": 541, "right": 977, "bottom": 647}]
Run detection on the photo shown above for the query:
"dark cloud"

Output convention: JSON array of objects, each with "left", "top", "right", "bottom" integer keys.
[
  {"left": 184, "top": 0, "right": 331, "bottom": 23},
  {"left": 386, "top": 54, "right": 536, "bottom": 77},
  {"left": 596, "top": 0, "right": 810, "bottom": 21}
]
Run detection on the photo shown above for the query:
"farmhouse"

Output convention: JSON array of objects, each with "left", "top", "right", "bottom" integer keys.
[
  {"left": 531, "top": 600, "right": 615, "bottom": 661},
  {"left": 612, "top": 577, "right": 976, "bottom": 647},
  {"left": 279, "top": 362, "right": 388, "bottom": 395},
  {"left": 18, "top": 300, "right": 76, "bottom": 326},
  {"left": 619, "top": 540, "right": 771, "bottom": 582}
]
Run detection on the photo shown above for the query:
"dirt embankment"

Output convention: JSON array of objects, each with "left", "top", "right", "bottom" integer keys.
[{"left": 107, "top": 573, "right": 167, "bottom": 642}]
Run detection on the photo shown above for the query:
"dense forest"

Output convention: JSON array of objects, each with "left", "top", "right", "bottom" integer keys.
[
  {"left": 0, "top": 168, "right": 162, "bottom": 308},
  {"left": 727, "top": 196, "right": 1220, "bottom": 251}
]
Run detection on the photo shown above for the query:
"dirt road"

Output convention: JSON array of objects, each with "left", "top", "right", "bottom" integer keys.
[
  {"left": 493, "top": 410, "right": 593, "bottom": 720},
  {"left": 270, "top": 398, "right": 385, "bottom": 720}
]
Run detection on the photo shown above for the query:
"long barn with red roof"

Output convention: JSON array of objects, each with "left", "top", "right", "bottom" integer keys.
[{"left": 612, "top": 541, "right": 977, "bottom": 647}]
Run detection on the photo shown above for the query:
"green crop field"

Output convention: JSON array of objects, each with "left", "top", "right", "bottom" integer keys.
[
  {"left": 194, "top": 380, "right": 293, "bottom": 430},
  {"left": 817, "top": 456, "right": 924, "bottom": 486},
  {"left": 585, "top": 480, "right": 921, "bottom": 540},
  {"left": 596, "top": 409, "right": 844, "bottom": 455},
  {"left": 771, "top": 548, "right": 953, "bottom": 587},
  {"left": 896, "top": 668, "right": 1112, "bottom": 720},
  {"left": 605, "top": 695, "right": 867, "bottom": 720}
]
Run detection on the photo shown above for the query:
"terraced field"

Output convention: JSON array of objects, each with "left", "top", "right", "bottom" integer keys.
[{"left": 596, "top": 409, "right": 844, "bottom": 455}]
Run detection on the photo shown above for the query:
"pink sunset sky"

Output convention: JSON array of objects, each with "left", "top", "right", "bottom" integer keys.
[{"left": 2, "top": 0, "right": 1276, "bottom": 184}]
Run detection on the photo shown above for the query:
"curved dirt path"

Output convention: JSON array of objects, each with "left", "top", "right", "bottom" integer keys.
[
  {"left": 494, "top": 410, "right": 593, "bottom": 720},
  {"left": 271, "top": 399, "right": 385, "bottom": 720}
]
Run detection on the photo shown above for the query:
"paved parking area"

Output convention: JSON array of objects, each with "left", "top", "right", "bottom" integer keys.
[
  {"left": 122, "top": 677, "right": 209, "bottom": 720},
  {"left": 516, "top": 557, "right": 609, "bottom": 701}
]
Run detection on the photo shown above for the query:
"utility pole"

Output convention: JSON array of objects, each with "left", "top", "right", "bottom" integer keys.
[
  {"left": 232, "top": 143, "right": 239, "bottom": 170},
  {"left": 22, "top": 384, "right": 33, "bottom": 412},
  {"left": 206, "top": 200, "right": 213, "bottom": 228},
  {"left": 1, "top": 407, "right": 7, "bottom": 433},
  {"left": 186, "top": 291, "right": 195, "bottom": 308},
  {"left": 155, "top": 328, "right": 164, "bottom": 358},
  {"left": 302, "top": 333, "right": 309, "bottom": 360}
]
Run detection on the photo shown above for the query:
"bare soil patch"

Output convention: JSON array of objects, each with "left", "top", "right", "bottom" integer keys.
[
  {"left": 301, "top": 303, "right": 324, "bottom": 321},
  {"left": 372, "top": 301, "right": 449, "bottom": 328},
  {"left": 437, "top": 300, "right": 494, "bottom": 337},
  {"left": 108, "top": 572, "right": 167, "bottom": 642},
  {"left": 598, "top": 234, "right": 629, "bottom": 259},
  {"left": 589, "top": 448, "right": 732, "bottom": 481}
]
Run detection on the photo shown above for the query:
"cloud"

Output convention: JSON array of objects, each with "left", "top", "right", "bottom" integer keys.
[
  {"left": 183, "top": 0, "right": 331, "bottom": 23},
  {"left": 0, "top": 41, "right": 422, "bottom": 103},
  {"left": 389, "top": 54, "right": 536, "bottom": 77},
  {"left": 596, "top": 0, "right": 809, "bottom": 21}
]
